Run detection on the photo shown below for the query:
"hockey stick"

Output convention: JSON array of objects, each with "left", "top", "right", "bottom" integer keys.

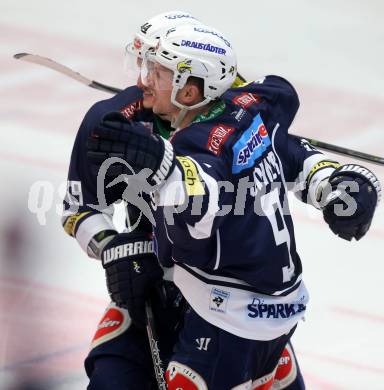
[
  {"left": 290, "top": 135, "right": 384, "bottom": 166},
  {"left": 145, "top": 301, "right": 167, "bottom": 390},
  {"left": 14, "top": 53, "right": 122, "bottom": 94},
  {"left": 14, "top": 52, "right": 384, "bottom": 166},
  {"left": 125, "top": 205, "right": 167, "bottom": 390}
]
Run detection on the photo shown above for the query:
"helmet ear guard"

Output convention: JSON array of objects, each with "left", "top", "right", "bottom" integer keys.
[{"left": 170, "top": 59, "right": 214, "bottom": 110}]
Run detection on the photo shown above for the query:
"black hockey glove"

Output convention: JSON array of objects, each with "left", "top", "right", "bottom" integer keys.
[
  {"left": 101, "top": 231, "right": 164, "bottom": 328},
  {"left": 322, "top": 164, "right": 381, "bottom": 241},
  {"left": 87, "top": 112, "right": 175, "bottom": 186}
]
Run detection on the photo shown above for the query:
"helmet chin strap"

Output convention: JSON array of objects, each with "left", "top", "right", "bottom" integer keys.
[
  {"left": 170, "top": 87, "right": 212, "bottom": 129},
  {"left": 171, "top": 107, "right": 188, "bottom": 129}
]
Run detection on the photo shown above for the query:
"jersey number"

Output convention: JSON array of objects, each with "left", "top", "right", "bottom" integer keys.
[{"left": 260, "top": 187, "right": 295, "bottom": 282}]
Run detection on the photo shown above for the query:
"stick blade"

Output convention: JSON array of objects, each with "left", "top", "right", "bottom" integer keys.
[
  {"left": 13, "top": 52, "right": 122, "bottom": 94},
  {"left": 14, "top": 53, "right": 30, "bottom": 59},
  {"left": 13, "top": 52, "right": 93, "bottom": 85}
]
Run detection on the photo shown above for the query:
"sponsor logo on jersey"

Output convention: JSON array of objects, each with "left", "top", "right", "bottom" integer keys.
[
  {"left": 247, "top": 298, "right": 306, "bottom": 319},
  {"left": 166, "top": 362, "right": 208, "bottom": 389},
  {"left": 91, "top": 305, "right": 132, "bottom": 349},
  {"left": 97, "top": 318, "right": 120, "bottom": 329},
  {"left": 196, "top": 338, "right": 211, "bottom": 351},
  {"left": 207, "top": 124, "right": 235, "bottom": 156},
  {"left": 63, "top": 211, "right": 90, "bottom": 237},
  {"left": 181, "top": 40, "right": 226, "bottom": 55},
  {"left": 120, "top": 100, "right": 143, "bottom": 119},
  {"left": 274, "top": 344, "right": 297, "bottom": 385},
  {"left": 176, "top": 156, "right": 205, "bottom": 196},
  {"left": 103, "top": 240, "right": 154, "bottom": 264},
  {"left": 232, "top": 92, "right": 262, "bottom": 109},
  {"left": 232, "top": 114, "right": 271, "bottom": 174},
  {"left": 234, "top": 108, "right": 247, "bottom": 122},
  {"left": 92, "top": 307, "right": 124, "bottom": 343},
  {"left": 210, "top": 287, "right": 230, "bottom": 313}
]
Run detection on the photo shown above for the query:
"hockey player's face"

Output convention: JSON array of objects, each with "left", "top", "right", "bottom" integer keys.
[
  {"left": 135, "top": 58, "right": 155, "bottom": 109},
  {"left": 147, "top": 63, "right": 177, "bottom": 121}
]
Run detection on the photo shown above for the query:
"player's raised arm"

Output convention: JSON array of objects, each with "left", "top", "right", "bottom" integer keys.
[{"left": 283, "top": 135, "right": 381, "bottom": 240}]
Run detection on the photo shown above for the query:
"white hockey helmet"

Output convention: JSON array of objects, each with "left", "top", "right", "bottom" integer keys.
[
  {"left": 127, "top": 11, "right": 201, "bottom": 59},
  {"left": 146, "top": 24, "right": 237, "bottom": 110},
  {"left": 124, "top": 11, "right": 201, "bottom": 85}
]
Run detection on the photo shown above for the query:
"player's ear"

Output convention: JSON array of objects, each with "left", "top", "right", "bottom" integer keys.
[
  {"left": 177, "top": 83, "right": 201, "bottom": 106},
  {"left": 178, "top": 76, "right": 204, "bottom": 106}
]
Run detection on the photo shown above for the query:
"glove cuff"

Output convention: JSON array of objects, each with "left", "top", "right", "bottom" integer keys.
[
  {"left": 88, "top": 230, "right": 117, "bottom": 260},
  {"left": 150, "top": 137, "right": 176, "bottom": 187}
]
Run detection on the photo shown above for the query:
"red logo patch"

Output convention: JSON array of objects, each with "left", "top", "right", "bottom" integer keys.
[
  {"left": 259, "top": 124, "right": 268, "bottom": 137},
  {"left": 92, "top": 308, "right": 123, "bottom": 342},
  {"left": 207, "top": 125, "right": 235, "bottom": 156},
  {"left": 120, "top": 100, "right": 143, "bottom": 119},
  {"left": 232, "top": 92, "right": 261, "bottom": 109},
  {"left": 166, "top": 368, "right": 200, "bottom": 390},
  {"left": 274, "top": 347, "right": 293, "bottom": 381}
]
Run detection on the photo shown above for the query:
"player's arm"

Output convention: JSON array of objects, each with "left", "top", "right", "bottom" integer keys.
[
  {"left": 86, "top": 113, "right": 231, "bottom": 262},
  {"left": 62, "top": 106, "right": 128, "bottom": 258},
  {"left": 62, "top": 86, "right": 151, "bottom": 257},
  {"left": 283, "top": 136, "right": 340, "bottom": 207},
  {"left": 285, "top": 135, "right": 381, "bottom": 240},
  {"left": 64, "top": 109, "right": 164, "bottom": 325}
]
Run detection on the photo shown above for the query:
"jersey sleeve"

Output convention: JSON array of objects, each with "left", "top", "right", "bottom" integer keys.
[
  {"left": 62, "top": 86, "right": 155, "bottom": 256},
  {"left": 282, "top": 135, "right": 340, "bottom": 207},
  {"left": 224, "top": 75, "right": 300, "bottom": 133},
  {"left": 62, "top": 103, "right": 121, "bottom": 255}
]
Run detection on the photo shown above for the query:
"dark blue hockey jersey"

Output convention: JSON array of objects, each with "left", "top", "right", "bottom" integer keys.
[
  {"left": 62, "top": 76, "right": 338, "bottom": 339},
  {"left": 152, "top": 76, "right": 338, "bottom": 340}
]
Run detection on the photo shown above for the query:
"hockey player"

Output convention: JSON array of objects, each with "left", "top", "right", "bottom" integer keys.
[
  {"left": 63, "top": 10, "right": 338, "bottom": 390},
  {"left": 64, "top": 9, "right": 353, "bottom": 390},
  {"left": 62, "top": 11, "right": 202, "bottom": 389},
  {"left": 86, "top": 24, "right": 381, "bottom": 389},
  {"left": 62, "top": 10, "right": 305, "bottom": 390}
]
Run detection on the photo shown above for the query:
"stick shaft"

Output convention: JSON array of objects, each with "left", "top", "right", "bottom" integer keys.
[{"left": 145, "top": 301, "right": 167, "bottom": 390}]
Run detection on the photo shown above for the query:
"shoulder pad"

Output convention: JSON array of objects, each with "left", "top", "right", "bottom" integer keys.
[
  {"left": 224, "top": 75, "right": 299, "bottom": 114},
  {"left": 223, "top": 75, "right": 300, "bottom": 135}
]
